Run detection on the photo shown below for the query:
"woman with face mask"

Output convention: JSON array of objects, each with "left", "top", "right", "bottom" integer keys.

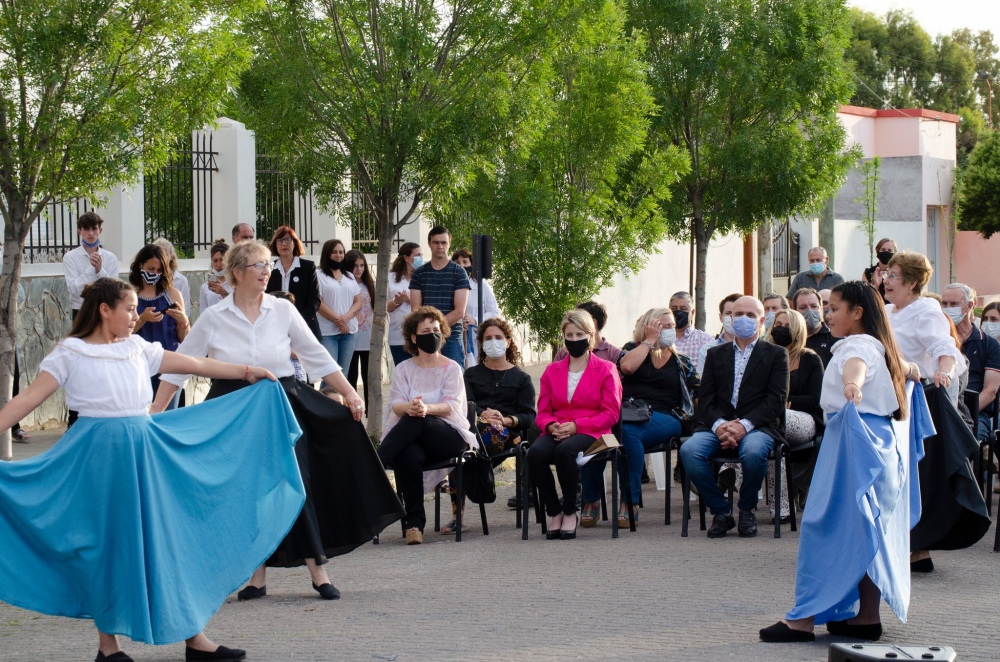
[
  {"left": 376, "top": 306, "right": 479, "bottom": 545},
  {"left": 527, "top": 310, "right": 623, "bottom": 540},
  {"left": 199, "top": 239, "right": 232, "bottom": 312},
  {"left": 766, "top": 309, "right": 824, "bottom": 521},
  {"left": 130, "top": 243, "right": 190, "bottom": 411},
  {"left": 387, "top": 242, "right": 423, "bottom": 365},
  {"left": 980, "top": 302, "right": 1000, "bottom": 341},
  {"left": 862, "top": 238, "right": 897, "bottom": 302},
  {"left": 579, "top": 308, "right": 698, "bottom": 528}
]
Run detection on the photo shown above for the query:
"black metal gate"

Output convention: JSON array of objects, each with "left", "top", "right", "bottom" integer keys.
[
  {"left": 772, "top": 221, "right": 800, "bottom": 278},
  {"left": 22, "top": 198, "right": 92, "bottom": 264},
  {"left": 144, "top": 133, "right": 217, "bottom": 257},
  {"left": 255, "top": 153, "right": 316, "bottom": 250},
  {"left": 349, "top": 176, "right": 406, "bottom": 253}
]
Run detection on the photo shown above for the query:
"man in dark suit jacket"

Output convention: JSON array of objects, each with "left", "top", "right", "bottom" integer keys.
[{"left": 679, "top": 296, "right": 789, "bottom": 538}]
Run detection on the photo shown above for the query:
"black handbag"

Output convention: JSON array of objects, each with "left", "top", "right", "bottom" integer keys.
[
  {"left": 464, "top": 435, "right": 497, "bottom": 504},
  {"left": 621, "top": 397, "right": 652, "bottom": 424}
]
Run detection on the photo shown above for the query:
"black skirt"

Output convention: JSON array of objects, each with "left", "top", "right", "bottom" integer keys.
[
  {"left": 910, "top": 383, "right": 991, "bottom": 551},
  {"left": 207, "top": 377, "right": 403, "bottom": 566}
]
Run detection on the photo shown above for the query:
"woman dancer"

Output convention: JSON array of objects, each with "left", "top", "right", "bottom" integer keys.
[
  {"left": 760, "top": 281, "right": 931, "bottom": 643},
  {"left": 153, "top": 240, "right": 402, "bottom": 599},
  {"left": 0, "top": 278, "right": 305, "bottom": 662}
]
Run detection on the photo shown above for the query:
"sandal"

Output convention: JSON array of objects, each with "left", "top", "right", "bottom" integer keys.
[
  {"left": 617, "top": 503, "right": 639, "bottom": 528},
  {"left": 439, "top": 519, "right": 469, "bottom": 534},
  {"left": 580, "top": 501, "right": 600, "bottom": 528}
]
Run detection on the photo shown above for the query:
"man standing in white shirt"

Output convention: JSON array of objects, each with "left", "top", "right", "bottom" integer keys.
[{"left": 62, "top": 211, "right": 119, "bottom": 427}]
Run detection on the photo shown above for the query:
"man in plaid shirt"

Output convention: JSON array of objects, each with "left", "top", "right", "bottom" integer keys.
[{"left": 670, "top": 291, "right": 714, "bottom": 374}]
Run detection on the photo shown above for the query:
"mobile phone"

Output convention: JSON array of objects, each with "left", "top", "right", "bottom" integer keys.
[{"left": 168, "top": 303, "right": 179, "bottom": 310}]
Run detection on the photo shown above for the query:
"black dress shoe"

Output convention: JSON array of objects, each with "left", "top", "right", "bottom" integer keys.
[
  {"left": 826, "top": 620, "right": 882, "bottom": 640},
  {"left": 185, "top": 645, "right": 247, "bottom": 661},
  {"left": 911, "top": 557, "right": 934, "bottom": 573},
  {"left": 738, "top": 509, "right": 757, "bottom": 537},
  {"left": 96, "top": 652, "right": 134, "bottom": 662},
  {"left": 236, "top": 584, "right": 266, "bottom": 601},
  {"left": 707, "top": 513, "right": 736, "bottom": 538},
  {"left": 759, "top": 621, "right": 815, "bottom": 642},
  {"left": 312, "top": 582, "right": 341, "bottom": 600}
]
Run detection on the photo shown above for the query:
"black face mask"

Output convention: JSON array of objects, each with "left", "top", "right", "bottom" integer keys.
[
  {"left": 329, "top": 259, "right": 344, "bottom": 271},
  {"left": 876, "top": 251, "right": 894, "bottom": 266},
  {"left": 565, "top": 338, "right": 590, "bottom": 358},
  {"left": 415, "top": 332, "right": 443, "bottom": 354},
  {"left": 673, "top": 310, "right": 689, "bottom": 329},
  {"left": 463, "top": 266, "right": 473, "bottom": 277},
  {"left": 770, "top": 326, "right": 793, "bottom": 347}
]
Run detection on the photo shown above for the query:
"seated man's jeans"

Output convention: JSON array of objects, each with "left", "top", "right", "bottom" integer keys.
[
  {"left": 977, "top": 412, "right": 993, "bottom": 442},
  {"left": 679, "top": 429, "right": 774, "bottom": 515}
]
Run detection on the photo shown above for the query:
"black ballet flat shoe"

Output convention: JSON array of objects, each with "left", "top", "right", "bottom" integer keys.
[
  {"left": 185, "top": 645, "right": 247, "bottom": 661},
  {"left": 759, "top": 621, "right": 815, "bottom": 642},
  {"left": 236, "top": 584, "right": 266, "bottom": 601},
  {"left": 827, "top": 620, "right": 882, "bottom": 640},
  {"left": 911, "top": 557, "right": 934, "bottom": 573},
  {"left": 96, "top": 652, "right": 134, "bottom": 662},
  {"left": 312, "top": 582, "right": 341, "bottom": 600}
]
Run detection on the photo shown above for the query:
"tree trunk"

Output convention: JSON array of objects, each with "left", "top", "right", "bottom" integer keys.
[
  {"left": 0, "top": 207, "right": 26, "bottom": 462},
  {"left": 693, "top": 213, "right": 710, "bottom": 332},
  {"left": 757, "top": 219, "right": 773, "bottom": 296},
  {"left": 365, "top": 207, "right": 395, "bottom": 442}
]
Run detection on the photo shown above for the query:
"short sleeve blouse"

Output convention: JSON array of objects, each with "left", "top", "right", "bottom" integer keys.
[
  {"left": 40, "top": 336, "right": 164, "bottom": 417},
  {"left": 820, "top": 334, "right": 898, "bottom": 417},
  {"left": 316, "top": 272, "right": 360, "bottom": 336},
  {"left": 387, "top": 276, "right": 411, "bottom": 346}
]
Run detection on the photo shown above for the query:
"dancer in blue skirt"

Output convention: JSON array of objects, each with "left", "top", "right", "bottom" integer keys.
[
  {"left": 0, "top": 278, "right": 307, "bottom": 662},
  {"left": 760, "top": 281, "right": 932, "bottom": 643}
]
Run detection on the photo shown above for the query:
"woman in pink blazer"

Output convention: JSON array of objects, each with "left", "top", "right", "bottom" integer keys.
[{"left": 528, "top": 309, "right": 623, "bottom": 539}]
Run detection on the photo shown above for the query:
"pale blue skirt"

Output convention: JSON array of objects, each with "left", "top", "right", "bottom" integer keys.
[{"left": 0, "top": 380, "right": 306, "bottom": 644}]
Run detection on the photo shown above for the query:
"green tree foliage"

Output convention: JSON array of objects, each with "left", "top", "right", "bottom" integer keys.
[
  {"left": 955, "top": 130, "right": 1000, "bottom": 238},
  {"left": 439, "top": 0, "right": 689, "bottom": 350},
  {"left": 239, "top": 0, "right": 577, "bottom": 435},
  {"left": 0, "top": 0, "right": 253, "bottom": 460},
  {"left": 629, "top": 0, "right": 856, "bottom": 329}
]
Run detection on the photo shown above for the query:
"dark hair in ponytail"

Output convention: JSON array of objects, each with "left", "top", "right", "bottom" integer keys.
[
  {"left": 390, "top": 242, "right": 420, "bottom": 283},
  {"left": 831, "top": 281, "right": 908, "bottom": 420},
  {"left": 69, "top": 278, "right": 136, "bottom": 339}
]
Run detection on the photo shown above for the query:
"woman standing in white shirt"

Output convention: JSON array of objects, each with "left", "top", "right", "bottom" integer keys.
[
  {"left": 387, "top": 242, "right": 421, "bottom": 365},
  {"left": 0, "top": 277, "right": 301, "bottom": 662},
  {"left": 153, "top": 241, "right": 403, "bottom": 602},
  {"left": 199, "top": 239, "right": 232, "bottom": 312},
  {"left": 316, "top": 239, "right": 362, "bottom": 369},
  {"left": 761, "top": 281, "right": 931, "bottom": 643}
]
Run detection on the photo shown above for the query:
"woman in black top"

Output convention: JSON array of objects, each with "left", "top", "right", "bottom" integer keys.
[
  {"left": 862, "top": 238, "right": 896, "bottom": 302},
  {"left": 266, "top": 226, "right": 322, "bottom": 341},
  {"left": 767, "top": 309, "right": 824, "bottom": 518},
  {"left": 580, "top": 308, "right": 698, "bottom": 528}
]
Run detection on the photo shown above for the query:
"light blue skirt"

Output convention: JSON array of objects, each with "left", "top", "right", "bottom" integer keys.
[
  {"left": 786, "top": 384, "right": 932, "bottom": 624},
  {"left": 0, "top": 380, "right": 306, "bottom": 644}
]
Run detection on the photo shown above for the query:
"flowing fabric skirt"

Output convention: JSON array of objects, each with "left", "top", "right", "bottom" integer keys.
[
  {"left": 0, "top": 380, "right": 306, "bottom": 644},
  {"left": 910, "top": 383, "right": 992, "bottom": 551},
  {"left": 786, "top": 384, "right": 932, "bottom": 624},
  {"left": 207, "top": 378, "right": 403, "bottom": 566}
]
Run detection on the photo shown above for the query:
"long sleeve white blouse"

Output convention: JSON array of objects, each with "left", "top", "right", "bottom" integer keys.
[{"left": 886, "top": 297, "right": 967, "bottom": 379}]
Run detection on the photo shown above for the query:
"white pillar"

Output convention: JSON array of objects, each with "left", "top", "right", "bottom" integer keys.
[
  {"left": 197, "top": 118, "right": 256, "bottom": 258},
  {"left": 93, "top": 181, "right": 145, "bottom": 272}
]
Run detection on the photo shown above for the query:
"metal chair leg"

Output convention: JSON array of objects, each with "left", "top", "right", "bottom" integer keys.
[
  {"left": 681, "top": 463, "right": 690, "bottom": 537},
  {"left": 434, "top": 484, "right": 442, "bottom": 533},
  {"left": 773, "top": 451, "right": 782, "bottom": 539},
  {"left": 611, "top": 450, "right": 620, "bottom": 539},
  {"left": 785, "top": 448, "right": 797, "bottom": 532},
  {"left": 454, "top": 458, "right": 464, "bottom": 543},
  {"left": 664, "top": 444, "right": 673, "bottom": 526}
]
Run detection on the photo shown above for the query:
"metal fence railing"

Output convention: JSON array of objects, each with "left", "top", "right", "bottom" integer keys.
[
  {"left": 22, "top": 198, "right": 92, "bottom": 264},
  {"left": 349, "top": 176, "right": 407, "bottom": 253},
  {"left": 255, "top": 153, "right": 316, "bottom": 250},
  {"left": 144, "top": 133, "right": 217, "bottom": 257},
  {"left": 772, "top": 221, "right": 800, "bottom": 279}
]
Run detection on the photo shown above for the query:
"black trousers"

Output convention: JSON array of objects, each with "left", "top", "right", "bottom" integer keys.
[
  {"left": 67, "top": 309, "right": 79, "bottom": 427},
  {"left": 527, "top": 433, "right": 595, "bottom": 517},
  {"left": 377, "top": 415, "right": 467, "bottom": 531},
  {"left": 347, "top": 350, "right": 369, "bottom": 411}
]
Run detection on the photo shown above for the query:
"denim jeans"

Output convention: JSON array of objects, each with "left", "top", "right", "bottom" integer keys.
[
  {"left": 679, "top": 429, "right": 774, "bottom": 515},
  {"left": 390, "top": 345, "right": 411, "bottom": 366},
  {"left": 977, "top": 411, "right": 993, "bottom": 442},
  {"left": 320, "top": 333, "right": 357, "bottom": 371},
  {"left": 441, "top": 334, "right": 465, "bottom": 368},
  {"left": 581, "top": 410, "right": 682, "bottom": 503}
]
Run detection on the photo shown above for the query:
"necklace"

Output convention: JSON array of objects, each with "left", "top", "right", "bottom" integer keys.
[{"left": 490, "top": 366, "right": 509, "bottom": 388}]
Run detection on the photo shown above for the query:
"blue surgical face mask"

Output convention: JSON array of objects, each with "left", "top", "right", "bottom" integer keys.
[
  {"left": 809, "top": 262, "right": 825, "bottom": 276},
  {"left": 732, "top": 315, "right": 758, "bottom": 340},
  {"left": 764, "top": 311, "right": 776, "bottom": 331},
  {"left": 81, "top": 237, "right": 100, "bottom": 248},
  {"left": 411, "top": 256, "right": 424, "bottom": 269},
  {"left": 943, "top": 307, "right": 964, "bottom": 325}
]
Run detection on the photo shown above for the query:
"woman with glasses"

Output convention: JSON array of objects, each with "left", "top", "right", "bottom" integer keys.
[
  {"left": 153, "top": 240, "right": 403, "bottom": 601},
  {"left": 266, "top": 226, "right": 322, "bottom": 341}
]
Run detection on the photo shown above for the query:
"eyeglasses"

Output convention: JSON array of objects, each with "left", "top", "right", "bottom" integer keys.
[
  {"left": 276, "top": 237, "right": 294, "bottom": 245},
  {"left": 879, "top": 271, "right": 903, "bottom": 282},
  {"left": 243, "top": 261, "right": 270, "bottom": 271}
]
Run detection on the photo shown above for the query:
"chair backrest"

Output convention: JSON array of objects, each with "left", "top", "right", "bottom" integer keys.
[{"left": 963, "top": 389, "right": 981, "bottom": 428}]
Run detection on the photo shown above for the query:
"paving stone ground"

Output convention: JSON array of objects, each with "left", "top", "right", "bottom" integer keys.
[{"left": 2, "top": 364, "right": 998, "bottom": 661}]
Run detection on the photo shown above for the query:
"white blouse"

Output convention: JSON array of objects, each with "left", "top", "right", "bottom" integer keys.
[
  {"left": 173, "top": 270, "right": 192, "bottom": 313},
  {"left": 820, "top": 334, "right": 899, "bottom": 417},
  {"left": 40, "top": 336, "right": 163, "bottom": 417},
  {"left": 317, "top": 271, "right": 360, "bottom": 336},
  {"left": 381, "top": 359, "right": 476, "bottom": 450},
  {"left": 161, "top": 293, "right": 339, "bottom": 387},
  {"left": 886, "top": 297, "right": 967, "bottom": 379},
  {"left": 466, "top": 278, "right": 501, "bottom": 324},
  {"left": 199, "top": 279, "right": 233, "bottom": 313},
  {"left": 387, "top": 276, "right": 411, "bottom": 346}
]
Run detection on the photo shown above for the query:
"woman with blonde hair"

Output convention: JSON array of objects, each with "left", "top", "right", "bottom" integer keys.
[
  {"left": 580, "top": 307, "right": 697, "bottom": 527},
  {"left": 528, "top": 309, "right": 622, "bottom": 539}
]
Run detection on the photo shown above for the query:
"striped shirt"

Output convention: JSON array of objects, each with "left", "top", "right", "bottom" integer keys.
[{"left": 409, "top": 260, "right": 471, "bottom": 333}]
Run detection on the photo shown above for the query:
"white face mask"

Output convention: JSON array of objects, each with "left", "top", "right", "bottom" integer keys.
[
  {"left": 982, "top": 321, "right": 1000, "bottom": 339},
  {"left": 659, "top": 329, "right": 676, "bottom": 347},
  {"left": 722, "top": 315, "right": 734, "bottom": 336},
  {"left": 211, "top": 268, "right": 226, "bottom": 278},
  {"left": 943, "top": 307, "right": 964, "bottom": 325},
  {"left": 482, "top": 338, "right": 507, "bottom": 359}
]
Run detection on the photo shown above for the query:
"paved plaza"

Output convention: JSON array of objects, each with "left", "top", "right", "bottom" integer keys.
[{"left": 2, "top": 363, "right": 998, "bottom": 661}]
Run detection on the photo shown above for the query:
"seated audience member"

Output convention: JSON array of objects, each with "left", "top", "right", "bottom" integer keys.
[
  {"left": 671, "top": 291, "right": 714, "bottom": 374},
  {"left": 761, "top": 293, "right": 788, "bottom": 335},
  {"left": 697, "top": 293, "right": 743, "bottom": 377},
  {"left": 679, "top": 296, "right": 789, "bottom": 538},
  {"left": 818, "top": 289, "right": 832, "bottom": 319},
  {"left": 581, "top": 308, "right": 698, "bottom": 528},
  {"left": 792, "top": 288, "right": 834, "bottom": 367},
  {"left": 528, "top": 310, "right": 622, "bottom": 540},
  {"left": 554, "top": 301, "right": 621, "bottom": 362},
  {"left": 376, "top": 307, "right": 478, "bottom": 546},
  {"left": 981, "top": 302, "right": 1000, "bottom": 342},
  {"left": 943, "top": 283, "right": 1000, "bottom": 441},
  {"left": 767, "top": 309, "right": 824, "bottom": 518}
]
